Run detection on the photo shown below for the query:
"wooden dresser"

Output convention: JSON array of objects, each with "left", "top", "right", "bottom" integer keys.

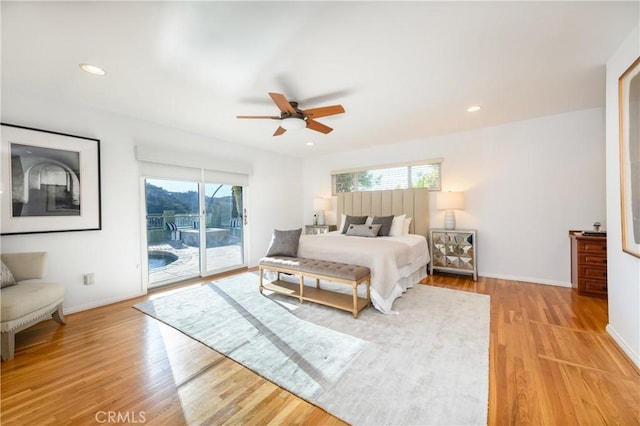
[{"left": 569, "top": 230, "right": 607, "bottom": 298}]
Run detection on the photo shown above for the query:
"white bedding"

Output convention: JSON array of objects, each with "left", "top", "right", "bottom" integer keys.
[{"left": 297, "top": 232, "right": 430, "bottom": 313}]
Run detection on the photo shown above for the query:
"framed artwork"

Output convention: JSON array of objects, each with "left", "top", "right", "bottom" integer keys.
[
  {"left": 1, "top": 123, "right": 101, "bottom": 235},
  {"left": 618, "top": 56, "right": 640, "bottom": 258}
]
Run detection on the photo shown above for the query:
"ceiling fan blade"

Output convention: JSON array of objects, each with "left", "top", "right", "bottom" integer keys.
[
  {"left": 302, "top": 105, "right": 345, "bottom": 119},
  {"left": 306, "top": 118, "right": 333, "bottom": 134},
  {"left": 236, "top": 115, "right": 280, "bottom": 119},
  {"left": 297, "top": 89, "right": 353, "bottom": 106},
  {"left": 273, "top": 126, "right": 287, "bottom": 136},
  {"left": 269, "top": 92, "right": 297, "bottom": 115}
]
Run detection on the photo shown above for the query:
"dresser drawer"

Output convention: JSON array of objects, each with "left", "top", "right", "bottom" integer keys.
[
  {"left": 582, "top": 278, "right": 608, "bottom": 294},
  {"left": 578, "top": 253, "right": 607, "bottom": 266},
  {"left": 578, "top": 265, "right": 607, "bottom": 280},
  {"left": 577, "top": 239, "right": 607, "bottom": 254}
]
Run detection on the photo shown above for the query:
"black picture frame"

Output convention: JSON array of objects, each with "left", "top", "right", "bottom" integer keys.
[{"left": 1, "top": 123, "right": 102, "bottom": 235}]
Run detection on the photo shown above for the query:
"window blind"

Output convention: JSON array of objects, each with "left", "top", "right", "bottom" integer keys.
[
  {"left": 135, "top": 145, "right": 250, "bottom": 186},
  {"left": 331, "top": 159, "right": 442, "bottom": 194}
]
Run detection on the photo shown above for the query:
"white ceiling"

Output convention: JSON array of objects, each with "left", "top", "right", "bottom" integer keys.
[{"left": 2, "top": 1, "right": 638, "bottom": 158}]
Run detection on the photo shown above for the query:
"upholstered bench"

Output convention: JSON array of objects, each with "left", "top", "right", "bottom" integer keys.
[
  {"left": 1, "top": 252, "right": 66, "bottom": 361},
  {"left": 258, "top": 256, "right": 371, "bottom": 318}
]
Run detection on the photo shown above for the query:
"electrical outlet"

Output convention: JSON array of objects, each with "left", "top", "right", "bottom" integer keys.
[{"left": 84, "top": 273, "right": 95, "bottom": 285}]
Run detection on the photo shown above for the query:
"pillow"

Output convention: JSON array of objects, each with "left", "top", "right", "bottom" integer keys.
[
  {"left": 340, "top": 215, "right": 368, "bottom": 233},
  {"left": 372, "top": 215, "right": 394, "bottom": 236},
  {"left": 346, "top": 224, "right": 382, "bottom": 238},
  {"left": 388, "top": 214, "right": 407, "bottom": 237},
  {"left": 403, "top": 217, "right": 412, "bottom": 235},
  {"left": 1, "top": 260, "right": 17, "bottom": 288},
  {"left": 338, "top": 214, "right": 346, "bottom": 233},
  {"left": 365, "top": 216, "right": 373, "bottom": 225},
  {"left": 265, "top": 228, "right": 302, "bottom": 257}
]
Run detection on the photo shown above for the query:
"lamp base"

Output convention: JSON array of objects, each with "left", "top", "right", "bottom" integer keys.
[
  {"left": 444, "top": 210, "right": 456, "bottom": 230},
  {"left": 317, "top": 212, "right": 326, "bottom": 226}
]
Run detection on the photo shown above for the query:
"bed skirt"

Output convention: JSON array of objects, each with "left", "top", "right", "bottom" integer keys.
[{"left": 371, "top": 258, "right": 428, "bottom": 314}]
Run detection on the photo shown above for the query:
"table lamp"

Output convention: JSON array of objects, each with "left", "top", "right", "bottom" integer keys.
[
  {"left": 436, "top": 191, "right": 465, "bottom": 230},
  {"left": 313, "top": 198, "right": 332, "bottom": 226}
]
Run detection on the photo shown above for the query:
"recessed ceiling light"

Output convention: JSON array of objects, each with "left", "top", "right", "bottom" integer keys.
[
  {"left": 306, "top": 142, "right": 314, "bottom": 146},
  {"left": 80, "top": 63, "right": 106, "bottom": 76},
  {"left": 466, "top": 105, "right": 481, "bottom": 113}
]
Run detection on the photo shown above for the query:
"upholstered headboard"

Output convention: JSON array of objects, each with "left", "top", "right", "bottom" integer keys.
[{"left": 336, "top": 188, "right": 430, "bottom": 237}]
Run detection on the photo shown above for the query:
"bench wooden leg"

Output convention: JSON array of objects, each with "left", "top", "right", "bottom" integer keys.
[
  {"left": 259, "top": 267, "right": 264, "bottom": 294},
  {"left": 352, "top": 283, "right": 358, "bottom": 318},
  {"left": 299, "top": 274, "right": 304, "bottom": 303}
]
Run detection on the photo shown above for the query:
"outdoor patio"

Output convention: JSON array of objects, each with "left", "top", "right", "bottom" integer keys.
[{"left": 148, "top": 240, "right": 243, "bottom": 285}]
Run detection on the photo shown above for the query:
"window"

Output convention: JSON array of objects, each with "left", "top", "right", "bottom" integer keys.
[{"left": 332, "top": 160, "right": 441, "bottom": 194}]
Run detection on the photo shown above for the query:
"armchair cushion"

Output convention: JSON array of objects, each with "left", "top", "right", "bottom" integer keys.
[{"left": 1, "top": 281, "right": 65, "bottom": 325}]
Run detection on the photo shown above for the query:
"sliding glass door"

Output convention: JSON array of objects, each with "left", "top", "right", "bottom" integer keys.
[
  {"left": 145, "top": 178, "right": 245, "bottom": 288},
  {"left": 203, "top": 183, "right": 244, "bottom": 275}
]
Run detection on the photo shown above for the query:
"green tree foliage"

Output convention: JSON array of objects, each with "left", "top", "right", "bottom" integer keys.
[
  {"left": 335, "top": 171, "right": 381, "bottom": 192},
  {"left": 145, "top": 183, "right": 199, "bottom": 214},
  {"left": 231, "top": 186, "right": 242, "bottom": 219},
  {"left": 414, "top": 172, "right": 439, "bottom": 189}
]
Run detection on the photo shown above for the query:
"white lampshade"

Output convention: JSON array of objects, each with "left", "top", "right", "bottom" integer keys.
[
  {"left": 436, "top": 191, "right": 465, "bottom": 210},
  {"left": 436, "top": 191, "right": 465, "bottom": 230},
  {"left": 280, "top": 117, "right": 306, "bottom": 130},
  {"left": 313, "top": 198, "right": 332, "bottom": 211}
]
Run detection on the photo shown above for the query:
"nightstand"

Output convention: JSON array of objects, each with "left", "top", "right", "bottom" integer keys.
[
  {"left": 305, "top": 225, "right": 337, "bottom": 235},
  {"left": 429, "top": 229, "right": 477, "bottom": 281}
]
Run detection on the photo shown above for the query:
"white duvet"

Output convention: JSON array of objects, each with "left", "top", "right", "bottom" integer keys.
[{"left": 297, "top": 232, "right": 430, "bottom": 313}]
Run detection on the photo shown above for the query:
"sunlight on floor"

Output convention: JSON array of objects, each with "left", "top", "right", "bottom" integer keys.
[
  {"left": 148, "top": 283, "right": 203, "bottom": 301},
  {"left": 147, "top": 317, "right": 223, "bottom": 424}
]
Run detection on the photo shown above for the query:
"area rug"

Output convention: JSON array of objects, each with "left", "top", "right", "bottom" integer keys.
[{"left": 134, "top": 273, "right": 490, "bottom": 425}]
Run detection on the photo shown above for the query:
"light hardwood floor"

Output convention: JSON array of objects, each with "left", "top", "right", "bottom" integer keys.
[{"left": 1, "top": 271, "right": 638, "bottom": 425}]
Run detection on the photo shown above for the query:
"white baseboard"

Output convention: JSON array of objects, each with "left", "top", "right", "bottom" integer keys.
[
  {"left": 479, "top": 272, "right": 571, "bottom": 288},
  {"left": 606, "top": 324, "right": 640, "bottom": 370},
  {"left": 63, "top": 292, "right": 146, "bottom": 314}
]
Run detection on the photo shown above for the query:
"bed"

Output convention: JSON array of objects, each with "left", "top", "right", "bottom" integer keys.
[{"left": 297, "top": 188, "right": 430, "bottom": 313}]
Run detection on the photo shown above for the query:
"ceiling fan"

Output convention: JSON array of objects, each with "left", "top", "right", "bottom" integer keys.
[{"left": 237, "top": 92, "right": 345, "bottom": 136}]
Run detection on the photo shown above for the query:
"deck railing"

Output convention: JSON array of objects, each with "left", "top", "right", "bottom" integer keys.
[
  {"left": 146, "top": 213, "right": 200, "bottom": 230},
  {"left": 146, "top": 211, "right": 241, "bottom": 244}
]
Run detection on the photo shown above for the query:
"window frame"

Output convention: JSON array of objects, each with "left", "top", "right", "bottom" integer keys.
[{"left": 331, "top": 158, "right": 442, "bottom": 195}]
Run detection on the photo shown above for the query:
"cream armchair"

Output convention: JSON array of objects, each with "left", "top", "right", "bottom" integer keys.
[{"left": 1, "top": 252, "right": 65, "bottom": 361}]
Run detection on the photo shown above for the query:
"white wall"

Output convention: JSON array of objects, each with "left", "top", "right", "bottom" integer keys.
[
  {"left": 605, "top": 24, "right": 640, "bottom": 368},
  {"left": 1, "top": 88, "right": 303, "bottom": 313},
  {"left": 303, "top": 108, "right": 606, "bottom": 286}
]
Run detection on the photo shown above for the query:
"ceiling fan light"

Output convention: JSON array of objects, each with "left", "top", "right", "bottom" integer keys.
[{"left": 280, "top": 117, "right": 306, "bottom": 131}]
